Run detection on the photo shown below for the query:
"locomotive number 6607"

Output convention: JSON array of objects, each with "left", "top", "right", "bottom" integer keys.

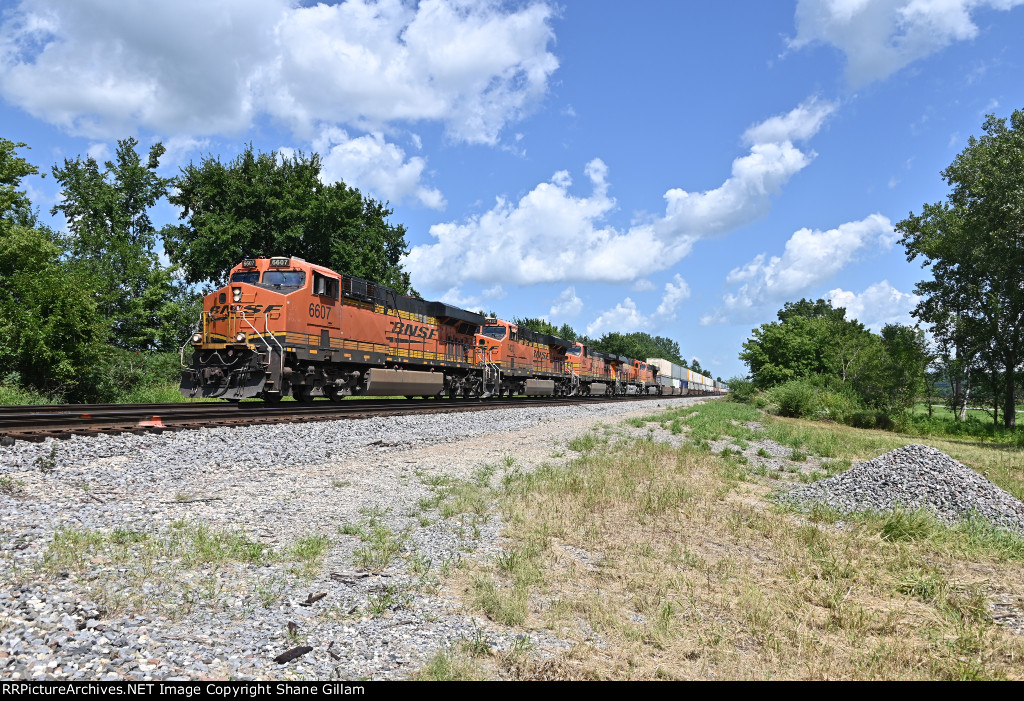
[{"left": 309, "top": 303, "right": 332, "bottom": 320}]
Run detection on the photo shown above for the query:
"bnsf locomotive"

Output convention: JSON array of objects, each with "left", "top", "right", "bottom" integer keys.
[{"left": 181, "top": 256, "right": 717, "bottom": 402}]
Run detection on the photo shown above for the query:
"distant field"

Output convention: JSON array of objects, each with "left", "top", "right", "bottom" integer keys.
[{"left": 911, "top": 401, "right": 1004, "bottom": 422}]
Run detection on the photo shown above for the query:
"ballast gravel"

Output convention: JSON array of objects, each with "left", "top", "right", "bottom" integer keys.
[
  {"left": 0, "top": 396, "right": 709, "bottom": 681},
  {"left": 782, "top": 443, "right": 1024, "bottom": 534}
]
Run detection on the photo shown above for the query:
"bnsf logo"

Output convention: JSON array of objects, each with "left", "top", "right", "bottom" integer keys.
[
  {"left": 209, "top": 304, "right": 282, "bottom": 315},
  {"left": 309, "top": 303, "right": 332, "bottom": 320},
  {"left": 390, "top": 320, "right": 437, "bottom": 339}
]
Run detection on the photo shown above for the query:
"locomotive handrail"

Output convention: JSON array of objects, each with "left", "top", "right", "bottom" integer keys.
[{"left": 239, "top": 309, "right": 284, "bottom": 381}]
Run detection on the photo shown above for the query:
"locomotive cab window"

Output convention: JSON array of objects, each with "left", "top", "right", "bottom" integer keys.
[
  {"left": 230, "top": 271, "right": 260, "bottom": 284},
  {"left": 261, "top": 270, "right": 306, "bottom": 290},
  {"left": 567, "top": 346, "right": 581, "bottom": 356},
  {"left": 480, "top": 326, "right": 507, "bottom": 340},
  {"left": 313, "top": 272, "right": 339, "bottom": 299}
]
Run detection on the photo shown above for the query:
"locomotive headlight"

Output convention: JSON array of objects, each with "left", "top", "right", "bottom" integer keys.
[
  {"left": 232, "top": 287, "right": 242, "bottom": 303},
  {"left": 191, "top": 333, "right": 202, "bottom": 344},
  {"left": 235, "top": 332, "right": 246, "bottom": 342}
]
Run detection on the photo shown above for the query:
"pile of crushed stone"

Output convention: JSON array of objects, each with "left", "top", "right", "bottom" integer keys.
[{"left": 783, "top": 444, "right": 1024, "bottom": 534}]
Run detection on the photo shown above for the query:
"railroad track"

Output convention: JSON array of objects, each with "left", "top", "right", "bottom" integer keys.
[{"left": 0, "top": 394, "right": 672, "bottom": 444}]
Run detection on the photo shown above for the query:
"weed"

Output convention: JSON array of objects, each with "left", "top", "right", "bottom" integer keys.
[
  {"left": 508, "top": 634, "right": 534, "bottom": 657},
  {"left": 462, "top": 624, "right": 493, "bottom": 657},
  {"left": 439, "top": 553, "right": 462, "bottom": 576},
  {"left": 338, "top": 522, "right": 364, "bottom": 537},
  {"left": 331, "top": 479, "right": 351, "bottom": 488},
  {"left": 756, "top": 448, "right": 771, "bottom": 458},
  {"left": 878, "top": 509, "right": 935, "bottom": 542},
  {"left": 413, "top": 648, "right": 487, "bottom": 681},
  {"left": 253, "top": 574, "right": 285, "bottom": 608},
  {"left": 0, "top": 475, "right": 24, "bottom": 495},
  {"left": 472, "top": 576, "right": 527, "bottom": 626},
  {"left": 290, "top": 533, "right": 330, "bottom": 577},
  {"left": 352, "top": 520, "right": 407, "bottom": 572},
  {"left": 790, "top": 448, "right": 807, "bottom": 462},
  {"left": 34, "top": 444, "right": 58, "bottom": 473},
  {"left": 409, "top": 552, "right": 432, "bottom": 575},
  {"left": 568, "top": 432, "right": 603, "bottom": 452},
  {"left": 367, "top": 584, "right": 411, "bottom": 614}
]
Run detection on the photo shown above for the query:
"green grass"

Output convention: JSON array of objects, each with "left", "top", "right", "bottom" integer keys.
[
  {"left": 341, "top": 508, "right": 409, "bottom": 572},
  {"left": 0, "top": 382, "right": 54, "bottom": 405},
  {"left": 289, "top": 533, "right": 331, "bottom": 577},
  {"left": 35, "top": 520, "right": 318, "bottom": 617},
  {"left": 413, "top": 648, "right": 487, "bottom": 680}
]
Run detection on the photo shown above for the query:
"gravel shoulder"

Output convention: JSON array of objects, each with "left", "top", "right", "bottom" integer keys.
[{"left": 0, "top": 396, "right": 709, "bottom": 681}]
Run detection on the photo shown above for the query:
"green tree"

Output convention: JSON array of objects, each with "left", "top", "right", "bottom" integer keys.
[
  {"left": 513, "top": 317, "right": 560, "bottom": 337},
  {"left": 51, "top": 138, "right": 197, "bottom": 350},
  {"left": 739, "top": 298, "right": 874, "bottom": 389},
  {"left": 165, "top": 145, "right": 414, "bottom": 293},
  {"left": 0, "top": 141, "right": 107, "bottom": 399},
  {"left": 557, "top": 323, "right": 579, "bottom": 342},
  {"left": 897, "top": 110, "right": 1024, "bottom": 428},
  {"left": 852, "top": 324, "right": 929, "bottom": 414},
  {"left": 0, "top": 225, "right": 106, "bottom": 398},
  {"left": 0, "top": 139, "right": 37, "bottom": 230},
  {"left": 588, "top": 331, "right": 684, "bottom": 364}
]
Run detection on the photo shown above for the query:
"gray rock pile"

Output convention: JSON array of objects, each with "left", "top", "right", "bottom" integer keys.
[{"left": 783, "top": 444, "right": 1024, "bottom": 534}]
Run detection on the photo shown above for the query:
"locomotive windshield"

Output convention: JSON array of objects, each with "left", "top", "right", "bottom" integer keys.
[
  {"left": 480, "top": 326, "right": 507, "bottom": 340},
  {"left": 262, "top": 270, "right": 306, "bottom": 288},
  {"left": 230, "top": 271, "right": 260, "bottom": 284},
  {"left": 567, "top": 346, "right": 582, "bottom": 356}
]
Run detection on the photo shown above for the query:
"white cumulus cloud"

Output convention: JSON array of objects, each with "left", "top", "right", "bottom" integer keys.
[
  {"left": 586, "top": 298, "right": 649, "bottom": 337},
  {"left": 405, "top": 98, "right": 835, "bottom": 290},
  {"left": 549, "top": 286, "right": 583, "bottom": 318},
  {"left": 720, "top": 213, "right": 896, "bottom": 319},
  {"left": 0, "top": 0, "right": 558, "bottom": 145},
  {"left": 790, "top": 0, "right": 1024, "bottom": 87},
  {"left": 827, "top": 281, "right": 921, "bottom": 330},
  {"left": 482, "top": 284, "right": 507, "bottom": 301},
  {"left": 315, "top": 128, "right": 445, "bottom": 209},
  {"left": 439, "top": 286, "right": 481, "bottom": 310},
  {"left": 585, "top": 274, "right": 691, "bottom": 337},
  {"left": 656, "top": 274, "right": 691, "bottom": 318}
]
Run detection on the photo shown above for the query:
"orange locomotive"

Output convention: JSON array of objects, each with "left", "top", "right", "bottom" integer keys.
[{"left": 181, "top": 256, "right": 662, "bottom": 401}]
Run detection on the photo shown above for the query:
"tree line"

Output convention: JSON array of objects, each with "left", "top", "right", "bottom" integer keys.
[
  {"left": 0, "top": 137, "right": 412, "bottom": 402},
  {"left": 737, "top": 108, "right": 1024, "bottom": 432}
]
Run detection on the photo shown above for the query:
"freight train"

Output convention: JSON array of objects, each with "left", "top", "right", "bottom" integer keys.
[{"left": 180, "top": 256, "right": 726, "bottom": 401}]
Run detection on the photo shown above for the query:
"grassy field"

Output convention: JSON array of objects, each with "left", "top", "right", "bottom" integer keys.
[{"left": 419, "top": 400, "right": 1024, "bottom": 680}]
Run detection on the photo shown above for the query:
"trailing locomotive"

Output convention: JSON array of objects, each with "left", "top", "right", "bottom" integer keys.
[{"left": 181, "top": 256, "right": 696, "bottom": 402}]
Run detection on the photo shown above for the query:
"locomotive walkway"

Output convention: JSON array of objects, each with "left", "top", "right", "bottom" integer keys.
[{"left": 0, "top": 395, "right": 668, "bottom": 444}]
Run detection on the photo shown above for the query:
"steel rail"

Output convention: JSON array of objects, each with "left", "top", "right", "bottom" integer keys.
[{"left": 0, "top": 394, "right": 677, "bottom": 444}]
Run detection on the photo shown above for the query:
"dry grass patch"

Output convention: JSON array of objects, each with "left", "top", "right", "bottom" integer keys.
[{"left": 467, "top": 433, "right": 1024, "bottom": 680}]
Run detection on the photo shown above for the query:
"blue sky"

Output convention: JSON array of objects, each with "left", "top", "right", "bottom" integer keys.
[{"left": 2, "top": 0, "right": 1023, "bottom": 380}]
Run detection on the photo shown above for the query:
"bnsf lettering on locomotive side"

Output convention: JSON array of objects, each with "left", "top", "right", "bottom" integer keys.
[
  {"left": 309, "top": 303, "right": 332, "bottom": 320},
  {"left": 389, "top": 321, "right": 437, "bottom": 339}
]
